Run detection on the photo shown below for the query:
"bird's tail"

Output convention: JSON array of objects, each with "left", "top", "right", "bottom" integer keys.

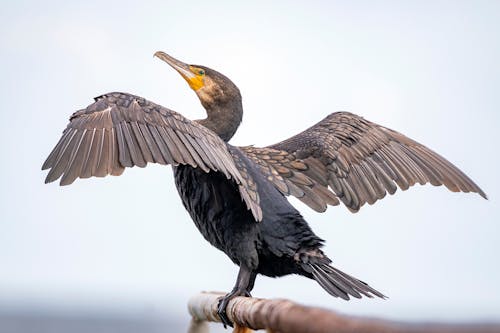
[{"left": 308, "top": 263, "right": 386, "bottom": 300}]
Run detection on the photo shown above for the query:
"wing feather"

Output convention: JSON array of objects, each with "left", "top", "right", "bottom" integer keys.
[
  {"left": 46, "top": 129, "right": 81, "bottom": 183},
  {"left": 130, "top": 121, "right": 154, "bottom": 164},
  {"left": 94, "top": 128, "right": 108, "bottom": 177},
  {"left": 137, "top": 122, "right": 166, "bottom": 164},
  {"left": 198, "top": 138, "right": 221, "bottom": 170},
  {"left": 181, "top": 133, "right": 210, "bottom": 172},
  {"left": 42, "top": 129, "right": 73, "bottom": 170},
  {"left": 110, "top": 127, "right": 124, "bottom": 176},
  {"left": 116, "top": 122, "right": 132, "bottom": 167},
  {"left": 122, "top": 122, "right": 145, "bottom": 167},
  {"left": 61, "top": 129, "right": 92, "bottom": 186},
  {"left": 81, "top": 128, "right": 98, "bottom": 178},
  {"left": 148, "top": 124, "right": 175, "bottom": 164},
  {"left": 241, "top": 111, "right": 485, "bottom": 214},
  {"left": 42, "top": 92, "right": 262, "bottom": 221}
]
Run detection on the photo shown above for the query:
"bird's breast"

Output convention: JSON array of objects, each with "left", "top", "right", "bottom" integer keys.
[{"left": 172, "top": 165, "right": 259, "bottom": 266}]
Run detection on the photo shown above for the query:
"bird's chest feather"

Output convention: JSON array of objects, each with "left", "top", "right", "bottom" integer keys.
[{"left": 173, "top": 165, "right": 259, "bottom": 267}]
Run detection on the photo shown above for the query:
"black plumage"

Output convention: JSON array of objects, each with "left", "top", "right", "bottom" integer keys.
[{"left": 42, "top": 51, "right": 486, "bottom": 327}]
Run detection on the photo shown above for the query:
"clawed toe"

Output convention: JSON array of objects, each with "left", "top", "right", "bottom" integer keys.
[
  {"left": 217, "top": 296, "right": 233, "bottom": 328},
  {"left": 217, "top": 289, "right": 252, "bottom": 328},
  {"left": 217, "top": 266, "right": 256, "bottom": 329}
]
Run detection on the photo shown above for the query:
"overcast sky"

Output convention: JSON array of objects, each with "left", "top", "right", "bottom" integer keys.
[{"left": 1, "top": 0, "right": 499, "bottom": 326}]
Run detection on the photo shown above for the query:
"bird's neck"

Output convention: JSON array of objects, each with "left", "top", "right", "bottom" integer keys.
[{"left": 197, "top": 99, "right": 243, "bottom": 142}]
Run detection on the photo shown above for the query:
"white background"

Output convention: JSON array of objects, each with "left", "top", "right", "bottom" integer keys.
[{"left": 0, "top": 0, "right": 499, "bottom": 326}]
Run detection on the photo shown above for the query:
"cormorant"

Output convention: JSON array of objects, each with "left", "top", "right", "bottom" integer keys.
[{"left": 42, "top": 51, "right": 486, "bottom": 327}]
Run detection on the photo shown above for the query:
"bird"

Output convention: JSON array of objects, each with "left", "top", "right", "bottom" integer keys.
[{"left": 42, "top": 51, "right": 486, "bottom": 327}]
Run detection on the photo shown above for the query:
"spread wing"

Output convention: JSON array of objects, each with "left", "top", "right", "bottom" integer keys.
[
  {"left": 240, "top": 146, "right": 340, "bottom": 212},
  {"left": 242, "top": 112, "right": 486, "bottom": 213},
  {"left": 42, "top": 92, "right": 262, "bottom": 221}
]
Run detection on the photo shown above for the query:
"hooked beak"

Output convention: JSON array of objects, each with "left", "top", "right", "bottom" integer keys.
[{"left": 154, "top": 51, "right": 196, "bottom": 81}]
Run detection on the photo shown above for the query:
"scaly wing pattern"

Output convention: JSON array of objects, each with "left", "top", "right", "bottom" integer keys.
[
  {"left": 242, "top": 112, "right": 485, "bottom": 213},
  {"left": 42, "top": 92, "right": 262, "bottom": 220},
  {"left": 240, "top": 146, "right": 340, "bottom": 212}
]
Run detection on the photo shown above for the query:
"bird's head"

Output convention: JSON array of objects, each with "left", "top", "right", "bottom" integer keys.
[
  {"left": 154, "top": 51, "right": 241, "bottom": 112},
  {"left": 153, "top": 51, "right": 243, "bottom": 141}
]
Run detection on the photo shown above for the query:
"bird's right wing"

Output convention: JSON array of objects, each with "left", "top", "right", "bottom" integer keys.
[{"left": 42, "top": 92, "right": 262, "bottom": 221}]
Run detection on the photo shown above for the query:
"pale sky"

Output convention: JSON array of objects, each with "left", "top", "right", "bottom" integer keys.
[{"left": 1, "top": 0, "right": 499, "bottom": 325}]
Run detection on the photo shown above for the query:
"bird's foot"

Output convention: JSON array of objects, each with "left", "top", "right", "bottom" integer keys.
[{"left": 217, "top": 289, "right": 252, "bottom": 328}]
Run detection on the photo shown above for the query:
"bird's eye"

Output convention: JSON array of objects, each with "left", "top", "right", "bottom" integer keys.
[{"left": 198, "top": 69, "right": 205, "bottom": 75}]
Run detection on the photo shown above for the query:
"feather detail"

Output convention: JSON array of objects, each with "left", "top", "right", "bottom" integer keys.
[{"left": 42, "top": 92, "right": 262, "bottom": 221}]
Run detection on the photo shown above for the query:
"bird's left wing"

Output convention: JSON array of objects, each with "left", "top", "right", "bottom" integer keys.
[
  {"left": 240, "top": 112, "right": 485, "bottom": 214},
  {"left": 240, "top": 146, "right": 340, "bottom": 212},
  {"left": 42, "top": 92, "right": 262, "bottom": 221}
]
